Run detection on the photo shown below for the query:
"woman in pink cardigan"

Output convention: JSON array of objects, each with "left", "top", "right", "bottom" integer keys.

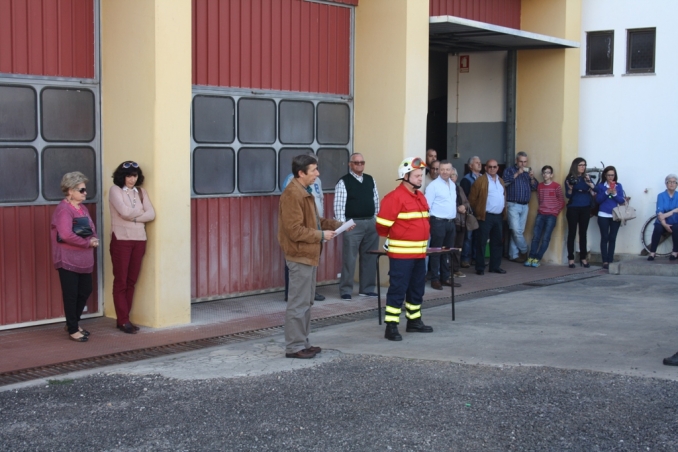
[
  {"left": 51, "top": 172, "right": 99, "bottom": 342},
  {"left": 109, "top": 161, "right": 155, "bottom": 334}
]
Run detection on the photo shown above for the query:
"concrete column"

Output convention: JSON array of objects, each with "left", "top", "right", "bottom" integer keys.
[
  {"left": 517, "top": 0, "right": 581, "bottom": 264},
  {"left": 101, "top": 0, "right": 192, "bottom": 326}
]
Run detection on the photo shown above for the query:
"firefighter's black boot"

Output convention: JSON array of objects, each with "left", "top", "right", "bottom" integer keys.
[
  {"left": 384, "top": 323, "right": 402, "bottom": 341},
  {"left": 406, "top": 318, "right": 433, "bottom": 333}
]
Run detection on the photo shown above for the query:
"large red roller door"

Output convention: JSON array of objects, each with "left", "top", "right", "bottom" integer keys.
[
  {"left": 191, "top": 0, "right": 354, "bottom": 301},
  {"left": 0, "top": 0, "right": 99, "bottom": 329}
]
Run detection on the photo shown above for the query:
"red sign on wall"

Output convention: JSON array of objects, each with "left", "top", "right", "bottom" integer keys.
[{"left": 460, "top": 55, "right": 469, "bottom": 73}]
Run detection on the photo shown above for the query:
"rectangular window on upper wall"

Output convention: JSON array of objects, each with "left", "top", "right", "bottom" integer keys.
[
  {"left": 237, "top": 148, "right": 277, "bottom": 193},
  {"left": 0, "top": 85, "right": 37, "bottom": 142},
  {"left": 627, "top": 28, "right": 656, "bottom": 74},
  {"left": 41, "top": 88, "right": 96, "bottom": 142},
  {"left": 0, "top": 147, "right": 39, "bottom": 202},
  {"left": 42, "top": 147, "right": 97, "bottom": 201},
  {"left": 193, "top": 147, "right": 235, "bottom": 195},
  {"left": 586, "top": 31, "right": 614, "bottom": 75},
  {"left": 193, "top": 96, "right": 235, "bottom": 144}
]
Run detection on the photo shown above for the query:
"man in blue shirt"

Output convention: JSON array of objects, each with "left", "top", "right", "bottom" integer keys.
[
  {"left": 425, "top": 161, "right": 464, "bottom": 289},
  {"left": 502, "top": 152, "right": 537, "bottom": 263}
]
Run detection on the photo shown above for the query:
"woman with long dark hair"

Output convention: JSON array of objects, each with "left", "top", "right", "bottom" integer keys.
[
  {"left": 564, "top": 158, "right": 595, "bottom": 268},
  {"left": 594, "top": 166, "right": 626, "bottom": 270},
  {"left": 109, "top": 161, "right": 155, "bottom": 334}
]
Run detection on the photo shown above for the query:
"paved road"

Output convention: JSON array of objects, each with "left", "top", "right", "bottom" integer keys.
[{"left": 1, "top": 275, "right": 677, "bottom": 451}]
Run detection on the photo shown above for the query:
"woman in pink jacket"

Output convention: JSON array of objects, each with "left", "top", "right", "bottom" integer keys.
[
  {"left": 51, "top": 172, "right": 99, "bottom": 342},
  {"left": 109, "top": 161, "right": 155, "bottom": 334}
]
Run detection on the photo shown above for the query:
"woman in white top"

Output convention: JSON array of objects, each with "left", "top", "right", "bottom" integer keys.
[{"left": 109, "top": 161, "right": 155, "bottom": 334}]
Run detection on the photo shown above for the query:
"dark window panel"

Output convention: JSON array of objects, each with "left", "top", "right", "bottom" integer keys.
[
  {"left": 628, "top": 29, "right": 655, "bottom": 73},
  {"left": 193, "top": 95, "right": 235, "bottom": 143},
  {"left": 279, "top": 100, "right": 314, "bottom": 144},
  {"left": 0, "top": 147, "right": 39, "bottom": 202},
  {"left": 586, "top": 31, "right": 614, "bottom": 75},
  {"left": 317, "top": 148, "right": 349, "bottom": 190},
  {"left": 41, "top": 88, "right": 95, "bottom": 142},
  {"left": 278, "top": 148, "right": 314, "bottom": 190},
  {"left": 238, "top": 148, "right": 276, "bottom": 193},
  {"left": 193, "top": 147, "right": 235, "bottom": 195},
  {"left": 42, "top": 147, "right": 97, "bottom": 200},
  {"left": 238, "top": 98, "right": 276, "bottom": 144},
  {"left": 317, "top": 102, "right": 350, "bottom": 145},
  {"left": 0, "top": 85, "right": 37, "bottom": 141}
]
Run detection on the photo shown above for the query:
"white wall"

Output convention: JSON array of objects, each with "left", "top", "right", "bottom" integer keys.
[
  {"left": 580, "top": 0, "right": 678, "bottom": 255},
  {"left": 448, "top": 51, "right": 506, "bottom": 123}
]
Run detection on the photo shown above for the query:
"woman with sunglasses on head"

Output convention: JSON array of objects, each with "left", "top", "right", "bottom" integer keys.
[
  {"left": 594, "top": 166, "right": 626, "bottom": 270},
  {"left": 51, "top": 172, "right": 99, "bottom": 342},
  {"left": 647, "top": 174, "right": 678, "bottom": 261},
  {"left": 564, "top": 158, "right": 595, "bottom": 268},
  {"left": 109, "top": 161, "right": 155, "bottom": 334}
]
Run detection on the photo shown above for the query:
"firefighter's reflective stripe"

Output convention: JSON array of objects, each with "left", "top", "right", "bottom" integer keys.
[
  {"left": 388, "top": 246, "right": 428, "bottom": 254},
  {"left": 376, "top": 216, "right": 395, "bottom": 227},
  {"left": 405, "top": 302, "right": 422, "bottom": 320},
  {"left": 388, "top": 239, "right": 428, "bottom": 247},
  {"left": 384, "top": 305, "right": 401, "bottom": 324},
  {"left": 397, "top": 211, "right": 429, "bottom": 220}
]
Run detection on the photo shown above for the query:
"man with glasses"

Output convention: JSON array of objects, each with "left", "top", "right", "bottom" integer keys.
[
  {"left": 503, "top": 152, "right": 537, "bottom": 263},
  {"left": 334, "top": 153, "right": 380, "bottom": 300},
  {"left": 469, "top": 159, "right": 507, "bottom": 275},
  {"left": 424, "top": 159, "right": 440, "bottom": 188}
]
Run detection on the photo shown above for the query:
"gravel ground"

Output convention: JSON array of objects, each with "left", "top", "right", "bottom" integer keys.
[{"left": 1, "top": 354, "right": 676, "bottom": 452}]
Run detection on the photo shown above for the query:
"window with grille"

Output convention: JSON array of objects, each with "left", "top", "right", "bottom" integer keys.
[
  {"left": 627, "top": 28, "right": 656, "bottom": 74},
  {"left": 586, "top": 31, "right": 614, "bottom": 75}
]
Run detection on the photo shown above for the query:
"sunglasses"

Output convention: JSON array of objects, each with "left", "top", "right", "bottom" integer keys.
[
  {"left": 350, "top": 161, "right": 365, "bottom": 165},
  {"left": 73, "top": 187, "right": 87, "bottom": 194},
  {"left": 122, "top": 161, "right": 139, "bottom": 169},
  {"left": 487, "top": 165, "right": 498, "bottom": 169}
]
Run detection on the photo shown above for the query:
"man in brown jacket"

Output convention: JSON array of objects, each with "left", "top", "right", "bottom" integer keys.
[
  {"left": 468, "top": 159, "right": 507, "bottom": 276},
  {"left": 278, "top": 154, "right": 343, "bottom": 359}
]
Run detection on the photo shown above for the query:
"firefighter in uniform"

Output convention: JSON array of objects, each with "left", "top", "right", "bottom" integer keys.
[{"left": 376, "top": 157, "right": 434, "bottom": 341}]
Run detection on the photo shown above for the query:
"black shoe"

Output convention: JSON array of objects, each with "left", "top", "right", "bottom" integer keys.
[
  {"left": 476, "top": 270, "right": 484, "bottom": 275},
  {"left": 69, "top": 333, "right": 88, "bottom": 342},
  {"left": 314, "top": 293, "right": 325, "bottom": 301},
  {"left": 359, "top": 292, "right": 378, "bottom": 297},
  {"left": 117, "top": 323, "right": 137, "bottom": 334},
  {"left": 341, "top": 294, "right": 352, "bottom": 300},
  {"left": 647, "top": 255, "right": 655, "bottom": 261},
  {"left": 580, "top": 260, "right": 590, "bottom": 268},
  {"left": 489, "top": 268, "right": 507, "bottom": 274},
  {"left": 385, "top": 324, "right": 402, "bottom": 341},
  {"left": 568, "top": 261, "right": 576, "bottom": 268},
  {"left": 64, "top": 325, "right": 90, "bottom": 336},
  {"left": 671, "top": 254, "right": 678, "bottom": 261},
  {"left": 406, "top": 319, "right": 433, "bottom": 333},
  {"left": 663, "top": 351, "right": 678, "bottom": 366}
]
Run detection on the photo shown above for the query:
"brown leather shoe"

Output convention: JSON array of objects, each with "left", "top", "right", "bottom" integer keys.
[
  {"left": 286, "top": 349, "right": 316, "bottom": 359},
  {"left": 305, "top": 346, "right": 321, "bottom": 354},
  {"left": 442, "top": 279, "right": 461, "bottom": 288},
  {"left": 431, "top": 280, "right": 443, "bottom": 290}
]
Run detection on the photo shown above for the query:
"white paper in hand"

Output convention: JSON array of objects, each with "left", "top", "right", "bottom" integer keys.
[{"left": 334, "top": 219, "right": 356, "bottom": 235}]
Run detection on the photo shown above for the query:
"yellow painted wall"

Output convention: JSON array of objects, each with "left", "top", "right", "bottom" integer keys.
[
  {"left": 517, "top": 0, "right": 581, "bottom": 264},
  {"left": 101, "top": 0, "right": 192, "bottom": 327},
  {"left": 354, "top": 0, "right": 429, "bottom": 282}
]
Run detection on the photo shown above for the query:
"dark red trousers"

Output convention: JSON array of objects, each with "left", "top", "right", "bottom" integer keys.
[{"left": 110, "top": 233, "right": 147, "bottom": 326}]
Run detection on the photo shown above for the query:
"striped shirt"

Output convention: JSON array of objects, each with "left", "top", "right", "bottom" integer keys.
[
  {"left": 503, "top": 165, "right": 537, "bottom": 203},
  {"left": 537, "top": 182, "right": 565, "bottom": 216}
]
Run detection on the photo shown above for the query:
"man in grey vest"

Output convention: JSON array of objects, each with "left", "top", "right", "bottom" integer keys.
[{"left": 334, "top": 153, "right": 380, "bottom": 300}]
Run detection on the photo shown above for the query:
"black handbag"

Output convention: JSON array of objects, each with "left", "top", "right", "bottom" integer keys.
[{"left": 57, "top": 216, "right": 93, "bottom": 243}]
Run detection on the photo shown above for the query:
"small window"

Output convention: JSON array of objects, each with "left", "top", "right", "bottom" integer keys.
[
  {"left": 238, "top": 98, "right": 276, "bottom": 144},
  {"left": 586, "top": 31, "right": 614, "bottom": 75},
  {"left": 193, "top": 95, "right": 235, "bottom": 143},
  {"left": 279, "top": 148, "right": 314, "bottom": 191},
  {"left": 317, "top": 102, "right": 350, "bottom": 145},
  {"left": 42, "top": 147, "right": 97, "bottom": 200},
  {"left": 627, "top": 28, "right": 655, "bottom": 74},
  {"left": 0, "top": 147, "right": 39, "bottom": 202},
  {"left": 41, "top": 88, "right": 95, "bottom": 142},
  {"left": 279, "top": 101, "right": 314, "bottom": 144},
  {"left": 317, "top": 148, "right": 350, "bottom": 189},
  {"left": 193, "top": 147, "right": 235, "bottom": 195},
  {"left": 0, "top": 85, "right": 37, "bottom": 141},
  {"left": 237, "top": 148, "right": 276, "bottom": 193}
]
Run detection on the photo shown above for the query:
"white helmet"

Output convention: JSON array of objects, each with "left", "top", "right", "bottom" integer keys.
[{"left": 398, "top": 156, "right": 426, "bottom": 179}]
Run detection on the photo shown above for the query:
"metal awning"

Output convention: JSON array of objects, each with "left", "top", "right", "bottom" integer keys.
[{"left": 430, "top": 16, "right": 579, "bottom": 53}]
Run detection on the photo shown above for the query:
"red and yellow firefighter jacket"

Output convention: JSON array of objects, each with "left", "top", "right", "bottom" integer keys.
[{"left": 376, "top": 183, "right": 430, "bottom": 259}]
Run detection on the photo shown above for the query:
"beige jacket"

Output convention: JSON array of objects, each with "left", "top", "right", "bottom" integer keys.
[
  {"left": 278, "top": 178, "right": 341, "bottom": 266},
  {"left": 109, "top": 185, "right": 155, "bottom": 240}
]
